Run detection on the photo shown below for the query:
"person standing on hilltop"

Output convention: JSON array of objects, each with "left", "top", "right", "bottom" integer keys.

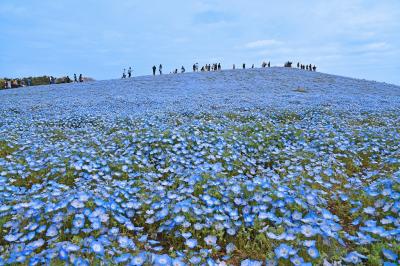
[
  {"left": 181, "top": 66, "right": 185, "bottom": 73},
  {"left": 233, "top": 64, "right": 235, "bottom": 70},
  {"left": 128, "top": 67, "right": 132, "bottom": 78},
  {"left": 218, "top": 63, "right": 221, "bottom": 70},
  {"left": 159, "top": 64, "right": 163, "bottom": 75},
  {"left": 79, "top": 74, "right": 83, "bottom": 82},
  {"left": 313, "top": 65, "right": 317, "bottom": 71},
  {"left": 74, "top": 74, "right": 77, "bottom": 82},
  {"left": 268, "top": 62, "right": 271, "bottom": 67},
  {"left": 152, "top": 65, "right": 156, "bottom": 76},
  {"left": 243, "top": 63, "right": 246, "bottom": 69},
  {"left": 297, "top": 62, "right": 300, "bottom": 68}
]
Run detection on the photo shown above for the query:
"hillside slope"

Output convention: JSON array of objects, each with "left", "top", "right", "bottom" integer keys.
[{"left": 1, "top": 67, "right": 399, "bottom": 119}]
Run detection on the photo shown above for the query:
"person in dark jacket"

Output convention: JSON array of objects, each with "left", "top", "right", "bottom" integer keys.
[
  {"left": 152, "top": 66, "right": 156, "bottom": 76},
  {"left": 243, "top": 63, "right": 246, "bottom": 69},
  {"left": 159, "top": 64, "right": 163, "bottom": 75},
  {"left": 74, "top": 74, "right": 77, "bottom": 82},
  {"left": 79, "top": 74, "right": 83, "bottom": 82},
  {"left": 128, "top": 67, "right": 132, "bottom": 78}
]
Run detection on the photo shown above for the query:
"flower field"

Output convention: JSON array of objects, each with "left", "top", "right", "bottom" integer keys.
[{"left": 0, "top": 68, "right": 399, "bottom": 265}]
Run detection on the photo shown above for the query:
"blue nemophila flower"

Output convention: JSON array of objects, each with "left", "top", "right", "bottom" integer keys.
[
  {"left": 275, "top": 243, "right": 295, "bottom": 259},
  {"left": 90, "top": 241, "right": 104, "bottom": 255},
  {"left": 303, "top": 240, "right": 316, "bottom": 247},
  {"left": 181, "top": 232, "right": 192, "bottom": 239},
  {"left": 307, "top": 247, "right": 319, "bottom": 259},
  {"left": 174, "top": 215, "right": 185, "bottom": 224},
  {"left": 204, "top": 235, "right": 217, "bottom": 246},
  {"left": 301, "top": 225, "right": 317, "bottom": 237},
  {"left": 225, "top": 243, "right": 236, "bottom": 254},
  {"left": 114, "top": 253, "right": 131, "bottom": 264},
  {"left": 153, "top": 254, "right": 172, "bottom": 266},
  {"left": 131, "top": 252, "right": 147, "bottom": 265},
  {"left": 59, "top": 248, "right": 68, "bottom": 261},
  {"left": 382, "top": 249, "right": 398, "bottom": 261},
  {"left": 71, "top": 199, "right": 84, "bottom": 209},
  {"left": 363, "top": 206, "right": 376, "bottom": 215},
  {"left": 185, "top": 238, "right": 197, "bottom": 248},
  {"left": 4, "top": 233, "right": 22, "bottom": 242},
  {"left": 72, "top": 214, "right": 85, "bottom": 229},
  {"left": 383, "top": 262, "right": 398, "bottom": 266},
  {"left": 172, "top": 257, "right": 186, "bottom": 266},
  {"left": 241, "top": 259, "right": 263, "bottom": 266},
  {"left": 343, "top": 251, "right": 367, "bottom": 264},
  {"left": 290, "top": 256, "right": 304, "bottom": 266},
  {"left": 189, "top": 256, "right": 201, "bottom": 264},
  {"left": 46, "top": 225, "right": 58, "bottom": 237},
  {"left": 118, "top": 236, "right": 131, "bottom": 249}
]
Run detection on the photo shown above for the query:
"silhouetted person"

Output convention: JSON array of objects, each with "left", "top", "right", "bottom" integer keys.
[
  {"left": 251, "top": 64, "right": 254, "bottom": 69},
  {"left": 306, "top": 65, "right": 309, "bottom": 71},
  {"left": 181, "top": 66, "right": 185, "bottom": 73},
  {"left": 297, "top": 62, "right": 300, "bottom": 68},
  {"left": 313, "top": 65, "right": 317, "bottom": 71},
  {"left": 243, "top": 63, "right": 246, "bottom": 69},
  {"left": 309, "top": 64, "right": 312, "bottom": 71},
  {"left": 233, "top": 64, "right": 236, "bottom": 70},
  {"left": 74, "top": 74, "right": 77, "bottom": 82},
  {"left": 152, "top": 65, "right": 156, "bottom": 76},
  {"left": 159, "top": 64, "right": 163, "bottom": 75},
  {"left": 218, "top": 63, "right": 221, "bottom": 70},
  {"left": 193, "top": 64, "right": 196, "bottom": 72},
  {"left": 66, "top": 76, "right": 71, "bottom": 83},
  {"left": 79, "top": 74, "right": 83, "bottom": 82},
  {"left": 128, "top": 67, "right": 132, "bottom": 78},
  {"left": 122, "top": 69, "right": 126, "bottom": 79},
  {"left": 268, "top": 62, "right": 271, "bottom": 67},
  {"left": 262, "top": 62, "right": 266, "bottom": 68}
]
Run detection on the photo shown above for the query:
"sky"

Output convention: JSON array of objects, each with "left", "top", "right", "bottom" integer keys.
[{"left": 0, "top": 0, "right": 399, "bottom": 85}]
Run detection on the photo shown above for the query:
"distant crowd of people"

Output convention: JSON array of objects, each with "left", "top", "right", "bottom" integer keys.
[
  {"left": 118, "top": 60, "right": 318, "bottom": 79},
  {"left": 122, "top": 67, "right": 133, "bottom": 79},
  {"left": 297, "top": 62, "right": 317, "bottom": 71}
]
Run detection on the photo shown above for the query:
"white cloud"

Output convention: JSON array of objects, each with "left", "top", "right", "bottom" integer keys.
[{"left": 245, "top": 39, "right": 282, "bottom": 49}]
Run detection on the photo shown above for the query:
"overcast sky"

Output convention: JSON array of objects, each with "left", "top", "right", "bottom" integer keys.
[{"left": 1, "top": 0, "right": 399, "bottom": 85}]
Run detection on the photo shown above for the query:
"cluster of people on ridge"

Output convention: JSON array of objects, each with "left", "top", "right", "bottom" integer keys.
[
  {"left": 119, "top": 60, "right": 318, "bottom": 79},
  {"left": 297, "top": 62, "right": 317, "bottom": 71},
  {"left": 121, "top": 67, "right": 133, "bottom": 79}
]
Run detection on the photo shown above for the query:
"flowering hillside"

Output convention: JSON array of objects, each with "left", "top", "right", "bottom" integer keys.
[{"left": 0, "top": 68, "right": 399, "bottom": 265}]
